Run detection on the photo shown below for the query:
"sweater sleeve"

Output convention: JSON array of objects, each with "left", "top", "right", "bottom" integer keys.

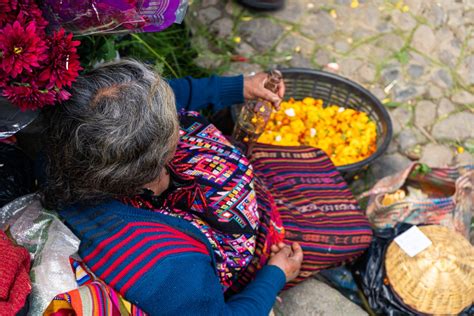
[
  {"left": 126, "top": 252, "right": 286, "bottom": 316},
  {"left": 167, "top": 75, "right": 244, "bottom": 112}
]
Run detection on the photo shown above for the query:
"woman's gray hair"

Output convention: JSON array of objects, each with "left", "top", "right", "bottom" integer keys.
[{"left": 42, "top": 59, "right": 179, "bottom": 209}]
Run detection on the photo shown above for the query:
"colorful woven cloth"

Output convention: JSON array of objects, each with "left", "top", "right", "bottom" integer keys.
[
  {"left": 122, "top": 111, "right": 284, "bottom": 290},
  {"left": 249, "top": 144, "right": 373, "bottom": 287},
  {"left": 360, "top": 163, "right": 474, "bottom": 241},
  {"left": 44, "top": 258, "right": 146, "bottom": 316},
  {"left": 0, "top": 230, "right": 31, "bottom": 316}
]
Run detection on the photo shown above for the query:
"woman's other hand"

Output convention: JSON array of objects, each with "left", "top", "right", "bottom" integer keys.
[
  {"left": 243, "top": 72, "right": 285, "bottom": 110},
  {"left": 268, "top": 242, "right": 303, "bottom": 282}
]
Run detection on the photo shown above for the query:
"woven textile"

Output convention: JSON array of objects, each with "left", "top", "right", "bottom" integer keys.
[
  {"left": 122, "top": 111, "right": 284, "bottom": 290},
  {"left": 44, "top": 258, "right": 146, "bottom": 316},
  {"left": 360, "top": 163, "right": 474, "bottom": 240},
  {"left": 250, "top": 144, "right": 373, "bottom": 286}
]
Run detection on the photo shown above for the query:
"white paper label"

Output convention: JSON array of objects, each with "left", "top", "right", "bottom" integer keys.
[{"left": 394, "top": 226, "right": 432, "bottom": 257}]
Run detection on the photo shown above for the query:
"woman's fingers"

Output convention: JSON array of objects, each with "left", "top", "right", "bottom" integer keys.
[{"left": 291, "top": 242, "right": 304, "bottom": 261}]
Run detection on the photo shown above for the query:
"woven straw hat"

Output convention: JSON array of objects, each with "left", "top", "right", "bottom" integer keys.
[{"left": 385, "top": 225, "right": 474, "bottom": 315}]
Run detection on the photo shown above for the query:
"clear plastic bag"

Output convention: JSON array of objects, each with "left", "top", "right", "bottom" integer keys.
[
  {"left": 41, "top": 0, "right": 190, "bottom": 35},
  {"left": 0, "top": 194, "right": 80, "bottom": 315}
]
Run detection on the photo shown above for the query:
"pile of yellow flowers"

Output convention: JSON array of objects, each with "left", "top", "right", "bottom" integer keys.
[{"left": 258, "top": 97, "right": 377, "bottom": 166}]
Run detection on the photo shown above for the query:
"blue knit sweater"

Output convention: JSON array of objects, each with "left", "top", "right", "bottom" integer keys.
[
  {"left": 59, "top": 75, "right": 287, "bottom": 315},
  {"left": 59, "top": 200, "right": 286, "bottom": 316}
]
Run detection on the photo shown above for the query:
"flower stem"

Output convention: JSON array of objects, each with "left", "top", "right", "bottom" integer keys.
[{"left": 131, "top": 34, "right": 178, "bottom": 78}]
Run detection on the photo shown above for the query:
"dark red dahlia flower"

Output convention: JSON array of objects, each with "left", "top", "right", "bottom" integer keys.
[
  {"left": 3, "top": 84, "right": 56, "bottom": 111},
  {"left": 0, "top": 21, "right": 48, "bottom": 78},
  {"left": 39, "top": 28, "right": 82, "bottom": 89}
]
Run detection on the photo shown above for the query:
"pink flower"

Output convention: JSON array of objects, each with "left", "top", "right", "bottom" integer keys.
[
  {"left": 3, "top": 83, "right": 56, "bottom": 111},
  {"left": 39, "top": 28, "right": 82, "bottom": 89},
  {"left": 0, "top": 21, "right": 48, "bottom": 78}
]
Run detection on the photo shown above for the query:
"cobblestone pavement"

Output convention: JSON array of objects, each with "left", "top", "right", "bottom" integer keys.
[{"left": 187, "top": 0, "right": 474, "bottom": 184}]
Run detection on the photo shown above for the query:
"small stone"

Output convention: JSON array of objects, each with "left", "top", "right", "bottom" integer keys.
[
  {"left": 276, "top": 34, "right": 314, "bottom": 58},
  {"left": 381, "top": 65, "right": 401, "bottom": 85},
  {"left": 369, "top": 86, "right": 386, "bottom": 100},
  {"left": 393, "top": 85, "right": 426, "bottom": 102},
  {"left": 427, "top": 85, "right": 443, "bottom": 99},
  {"left": 422, "top": 3, "right": 446, "bottom": 27},
  {"left": 405, "top": 145, "right": 422, "bottom": 160},
  {"left": 290, "top": 55, "right": 313, "bottom": 68},
  {"left": 235, "top": 42, "right": 255, "bottom": 57},
  {"left": 408, "top": 64, "right": 424, "bottom": 79},
  {"left": 238, "top": 19, "right": 284, "bottom": 52},
  {"left": 415, "top": 100, "right": 437, "bottom": 128},
  {"left": 334, "top": 41, "right": 350, "bottom": 53},
  {"left": 437, "top": 98, "right": 455, "bottom": 117},
  {"left": 339, "top": 59, "right": 364, "bottom": 79},
  {"left": 451, "top": 91, "right": 474, "bottom": 105},
  {"left": 370, "top": 153, "right": 412, "bottom": 179},
  {"left": 457, "top": 55, "right": 474, "bottom": 86},
  {"left": 390, "top": 107, "right": 412, "bottom": 134},
  {"left": 336, "top": 0, "right": 351, "bottom": 4},
  {"left": 392, "top": 11, "right": 417, "bottom": 31},
  {"left": 432, "top": 69, "right": 453, "bottom": 89},
  {"left": 273, "top": 0, "right": 305, "bottom": 21},
  {"left": 397, "top": 128, "right": 427, "bottom": 152},
  {"left": 412, "top": 25, "right": 436, "bottom": 53},
  {"left": 455, "top": 152, "right": 474, "bottom": 165},
  {"left": 276, "top": 279, "right": 368, "bottom": 316},
  {"left": 358, "top": 64, "right": 376, "bottom": 83},
  {"left": 314, "top": 49, "right": 332, "bottom": 67},
  {"left": 210, "top": 18, "right": 233, "bottom": 38},
  {"left": 387, "top": 140, "right": 399, "bottom": 154},
  {"left": 420, "top": 144, "right": 454, "bottom": 167},
  {"left": 404, "top": 0, "right": 423, "bottom": 14},
  {"left": 432, "top": 112, "right": 474, "bottom": 140},
  {"left": 302, "top": 11, "right": 336, "bottom": 38},
  {"left": 375, "top": 34, "right": 404, "bottom": 52},
  {"left": 197, "top": 7, "right": 221, "bottom": 24}
]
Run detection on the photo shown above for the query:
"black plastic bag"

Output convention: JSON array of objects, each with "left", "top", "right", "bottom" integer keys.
[
  {"left": 0, "top": 143, "right": 36, "bottom": 207},
  {"left": 352, "top": 224, "right": 420, "bottom": 316}
]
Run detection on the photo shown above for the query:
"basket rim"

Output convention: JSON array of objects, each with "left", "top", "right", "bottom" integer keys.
[{"left": 277, "top": 67, "right": 393, "bottom": 173}]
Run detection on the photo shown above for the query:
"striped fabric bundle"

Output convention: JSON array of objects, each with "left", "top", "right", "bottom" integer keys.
[
  {"left": 44, "top": 258, "right": 147, "bottom": 316},
  {"left": 250, "top": 144, "right": 373, "bottom": 286},
  {"left": 361, "top": 163, "right": 474, "bottom": 240}
]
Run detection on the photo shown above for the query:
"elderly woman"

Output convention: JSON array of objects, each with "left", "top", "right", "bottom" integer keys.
[{"left": 43, "top": 60, "right": 372, "bottom": 315}]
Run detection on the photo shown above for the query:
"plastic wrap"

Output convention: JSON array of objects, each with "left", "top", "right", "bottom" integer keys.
[
  {"left": 0, "top": 143, "right": 36, "bottom": 207},
  {"left": 41, "top": 0, "right": 190, "bottom": 35},
  {"left": 0, "top": 97, "right": 39, "bottom": 139},
  {"left": 0, "top": 194, "right": 80, "bottom": 315}
]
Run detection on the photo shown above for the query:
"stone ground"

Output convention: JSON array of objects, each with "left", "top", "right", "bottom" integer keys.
[{"left": 185, "top": 0, "right": 473, "bottom": 314}]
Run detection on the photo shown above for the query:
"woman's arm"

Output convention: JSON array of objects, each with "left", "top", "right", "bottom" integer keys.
[
  {"left": 167, "top": 73, "right": 285, "bottom": 112},
  {"left": 125, "top": 252, "right": 286, "bottom": 316},
  {"left": 167, "top": 75, "right": 244, "bottom": 112}
]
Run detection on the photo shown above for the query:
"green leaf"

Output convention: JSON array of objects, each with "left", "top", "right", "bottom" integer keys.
[
  {"left": 394, "top": 49, "right": 409, "bottom": 65},
  {"left": 384, "top": 101, "right": 402, "bottom": 108}
]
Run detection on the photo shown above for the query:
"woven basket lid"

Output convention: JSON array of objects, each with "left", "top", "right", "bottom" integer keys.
[{"left": 385, "top": 225, "right": 474, "bottom": 315}]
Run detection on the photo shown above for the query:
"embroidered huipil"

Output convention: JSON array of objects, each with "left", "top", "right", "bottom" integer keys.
[{"left": 123, "top": 112, "right": 268, "bottom": 289}]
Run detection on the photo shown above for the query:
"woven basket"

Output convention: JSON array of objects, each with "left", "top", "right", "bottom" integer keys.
[
  {"left": 231, "top": 68, "right": 393, "bottom": 173},
  {"left": 385, "top": 225, "right": 474, "bottom": 315}
]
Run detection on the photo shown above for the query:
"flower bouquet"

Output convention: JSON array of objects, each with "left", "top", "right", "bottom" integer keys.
[
  {"left": 0, "top": 0, "right": 81, "bottom": 112},
  {"left": 41, "top": 0, "right": 189, "bottom": 35}
]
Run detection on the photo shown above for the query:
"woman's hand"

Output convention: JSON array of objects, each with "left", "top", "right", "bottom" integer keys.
[
  {"left": 268, "top": 242, "right": 303, "bottom": 282},
  {"left": 243, "top": 72, "right": 286, "bottom": 110}
]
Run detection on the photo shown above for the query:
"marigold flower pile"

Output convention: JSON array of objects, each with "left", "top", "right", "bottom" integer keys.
[
  {"left": 258, "top": 97, "right": 377, "bottom": 166},
  {"left": 0, "top": 0, "right": 81, "bottom": 111}
]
